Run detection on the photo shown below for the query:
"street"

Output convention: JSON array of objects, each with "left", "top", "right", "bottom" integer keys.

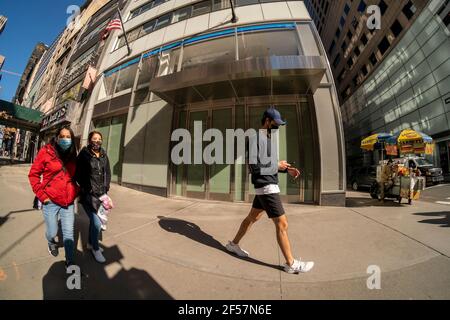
[
  {"left": 0, "top": 164, "right": 449, "bottom": 300},
  {"left": 421, "top": 184, "right": 450, "bottom": 207}
]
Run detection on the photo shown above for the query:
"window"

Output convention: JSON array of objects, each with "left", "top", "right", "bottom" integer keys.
[
  {"left": 390, "top": 19, "right": 403, "bottom": 37},
  {"left": 379, "top": 0, "right": 388, "bottom": 15},
  {"left": 127, "top": 27, "right": 141, "bottom": 42},
  {"left": 338, "top": 69, "right": 346, "bottom": 81},
  {"left": 128, "top": 1, "right": 158, "bottom": 21},
  {"left": 357, "top": 0, "right": 366, "bottom": 13},
  {"left": 361, "top": 33, "right": 368, "bottom": 45},
  {"left": 184, "top": 35, "right": 235, "bottom": 70},
  {"left": 154, "top": 13, "right": 172, "bottom": 31},
  {"left": 235, "top": 0, "right": 259, "bottom": 7},
  {"left": 328, "top": 40, "right": 336, "bottom": 54},
  {"left": 104, "top": 72, "right": 118, "bottom": 96},
  {"left": 402, "top": 1, "right": 416, "bottom": 20},
  {"left": 212, "top": 0, "right": 231, "bottom": 11},
  {"left": 333, "top": 54, "right": 341, "bottom": 68},
  {"left": 115, "top": 62, "right": 139, "bottom": 93},
  {"left": 347, "top": 57, "right": 354, "bottom": 68},
  {"left": 335, "top": 28, "right": 341, "bottom": 38},
  {"left": 378, "top": 36, "right": 390, "bottom": 55},
  {"left": 192, "top": 1, "right": 211, "bottom": 17},
  {"left": 324, "top": 1, "right": 329, "bottom": 14},
  {"left": 353, "top": 76, "right": 358, "bottom": 86},
  {"left": 344, "top": 3, "right": 350, "bottom": 15},
  {"left": 347, "top": 30, "right": 353, "bottom": 40},
  {"left": 139, "top": 20, "right": 156, "bottom": 37},
  {"left": 369, "top": 53, "right": 377, "bottom": 66},
  {"left": 351, "top": 16, "right": 359, "bottom": 30},
  {"left": 238, "top": 30, "right": 300, "bottom": 60},
  {"left": 137, "top": 56, "right": 159, "bottom": 86},
  {"left": 153, "top": 0, "right": 166, "bottom": 7},
  {"left": 172, "top": 6, "right": 192, "bottom": 23},
  {"left": 361, "top": 65, "right": 368, "bottom": 76},
  {"left": 354, "top": 46, "right": 360, "bottom": 57},
  {"left": 341, "top": 40, "right": 347, "bottom": 50},
  {"left": 340, "top": 16, "right": 346, "bottom": 27}
]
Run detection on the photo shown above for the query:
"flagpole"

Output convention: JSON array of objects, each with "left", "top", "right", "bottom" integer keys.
[{"left": 117, "top": 8, "right": 131, "bottom": 56}]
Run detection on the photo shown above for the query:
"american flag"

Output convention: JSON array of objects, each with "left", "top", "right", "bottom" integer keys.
[
  {"left": 101, "top": 16, "right": 123, "bottom": 40},
  {"left": 105, "top": 18, "right": 122, "bottom": 32}
]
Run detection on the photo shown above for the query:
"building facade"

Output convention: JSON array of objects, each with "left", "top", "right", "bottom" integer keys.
[
  {"left": 13, "top": 43, "right": 48, "bottom": 105},
  {"left": 340, "top": 0, "right": 450, "bottom": 178},
  {"left": 78, "top": 0, "right": 346, "bottom": 205},
  {"left": 0, "top": 15, "right": 7, "bottom": 35}
]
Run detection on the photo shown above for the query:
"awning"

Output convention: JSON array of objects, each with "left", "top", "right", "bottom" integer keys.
[
  {"left": 149, "top": 55, "right": 327, "bottom": 105},
  {"left": 0, "top": 99, "right": 43, "bottom": 125}
]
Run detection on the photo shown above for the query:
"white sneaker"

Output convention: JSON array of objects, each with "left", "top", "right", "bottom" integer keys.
[
  {"left": 91, "top": 249, "right": 106, "bottom": 263},
  {"left": 284, "top": 259, "right": 314, "bottom": 274},
  {"left": 225, "top": 241, "right": 249, "bottom": 258},
  {"left": 86, "top": 243, "right": 104, "bottom": 252}
]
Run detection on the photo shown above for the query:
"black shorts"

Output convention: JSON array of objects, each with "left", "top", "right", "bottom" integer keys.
[{"left": 252, "top": 193, "right": 285, "bottom": 219}]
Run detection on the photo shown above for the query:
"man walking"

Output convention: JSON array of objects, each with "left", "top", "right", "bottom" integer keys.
[{"left": 226, "top": 106, "right": 314, "bottom": 274}]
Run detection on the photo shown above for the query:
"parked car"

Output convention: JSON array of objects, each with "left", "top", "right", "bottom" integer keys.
[
  {"left": 400, "top": 157, "right": 444, "bottom": 185},
  {"left": 350, "top": 166, "right": 377, "bottom": 191}
]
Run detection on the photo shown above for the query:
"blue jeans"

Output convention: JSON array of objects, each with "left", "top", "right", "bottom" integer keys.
[
  {"left": 82, "top": 204, "right": 102, "bottom": 251},
  {"left": 42, "top": 201, "right": 75, "bottom": 263}
]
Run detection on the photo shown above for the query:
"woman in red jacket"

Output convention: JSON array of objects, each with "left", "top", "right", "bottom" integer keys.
[{"left": 28, "top": 125, "right": 79, "bottom": 268}]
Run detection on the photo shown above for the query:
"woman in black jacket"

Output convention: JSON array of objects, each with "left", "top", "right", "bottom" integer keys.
[{"left": 76, "top": 131, "right": 111, "bottom": 263}]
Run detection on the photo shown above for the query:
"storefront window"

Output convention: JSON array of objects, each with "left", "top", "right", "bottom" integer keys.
[
  {"left": 157, "top": 48, "right": 181, "bottom": 77},
  {"left": 137, "top": 55, "right": 159, "bottom": 86},
  {"left": 0, "top": 125, "right": 36, "bottom": 162},
  {"left": 238, "top": 30, "right": 300, "bottom": 60},
  {"left": 104, "top": 72, "right": 118, "bottom": 96},
  {"left": 115, "top": 62, "right": 139, "bottom": 93},
  {"left": 182, "top": 36, "right": 235, "bottom": 70}
]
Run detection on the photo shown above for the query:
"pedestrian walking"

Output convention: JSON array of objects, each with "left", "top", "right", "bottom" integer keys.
[
  {"left": 226, "top": 106, "right": 314, "bottom": 274},
  {"left": 75, "top": 131, "right": 111, "bottom": 263},
  {"left": 28, "top": 125, "right": 79, "bottom": 269}
]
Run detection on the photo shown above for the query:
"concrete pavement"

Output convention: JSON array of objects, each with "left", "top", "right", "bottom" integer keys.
[{"left": 0, "top": 165, "right": 449, "bottom": 299}]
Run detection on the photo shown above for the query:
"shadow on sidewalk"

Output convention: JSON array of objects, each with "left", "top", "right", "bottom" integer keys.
[
  {"left": 157, "top": 216, "right": 282, "bottom": 271},
  {"left": 42, "top": 210, "right": 173, "bottom": 300},
  {"left": 0, "top": 208, "right": 38, "bottom": 227},
  {"left": 346, "top": 197, "right": 403, "bottom": 208},
  {"left": 413, "top": 211, "right": 449, "bottom": 228}
]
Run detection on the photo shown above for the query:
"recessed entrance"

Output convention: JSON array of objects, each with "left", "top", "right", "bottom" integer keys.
[{"left": 170, "top": 96, "right": 319, "bottom": 204}]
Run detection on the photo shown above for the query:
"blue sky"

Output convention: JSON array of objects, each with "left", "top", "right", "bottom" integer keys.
[{"left": 0, "top": 0, "right": 85, "bottom": 102}]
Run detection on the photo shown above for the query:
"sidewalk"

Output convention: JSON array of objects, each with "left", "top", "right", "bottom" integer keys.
[{"left": 0, "top": 165, "right": 449, "bottom": 299}]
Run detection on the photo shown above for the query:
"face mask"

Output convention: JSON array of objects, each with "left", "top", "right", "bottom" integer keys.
[
  {"left": 90, "top": 141, "right": 102, "bottom": 151},
  {"left": 58, "top": 138, "right": 72, "bottom": 151}
]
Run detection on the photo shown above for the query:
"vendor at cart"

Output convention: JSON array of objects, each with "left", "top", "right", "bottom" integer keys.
[{"left": 379, "top": 158, "right": 395, "bottom": 202}]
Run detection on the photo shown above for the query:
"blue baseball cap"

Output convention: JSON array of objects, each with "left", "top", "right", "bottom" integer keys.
[{"left": 263, "top": 106, "right": 286, "bottom": 126}]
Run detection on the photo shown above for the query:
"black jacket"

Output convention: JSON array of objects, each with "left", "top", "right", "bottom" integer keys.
[
  {"left": 249, "top": 132, "right": 287, "bottom": 189},
  {"left": 76, "top": 146, "right": 111, "bottom": 200}
]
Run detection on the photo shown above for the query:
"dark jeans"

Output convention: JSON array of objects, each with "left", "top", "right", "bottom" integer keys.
[{"left": 81, "top": 203, "right": 102, "bottom": 251}]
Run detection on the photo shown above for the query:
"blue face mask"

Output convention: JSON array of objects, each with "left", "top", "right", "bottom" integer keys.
[{"left": 58, "top": 138, "right": 72, "bottom": 151}]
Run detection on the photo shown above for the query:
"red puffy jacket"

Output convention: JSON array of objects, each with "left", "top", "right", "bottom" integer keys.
[{"left": 28, "top": 144, "right": 79, "bottom": 207}]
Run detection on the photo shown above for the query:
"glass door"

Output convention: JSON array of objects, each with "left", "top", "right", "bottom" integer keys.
[
  {"left": 208, "top": 108, "right": 233, "bottom": 201},
  {"left": 186, "top": 110, "right": 208, "bottom": 199}
]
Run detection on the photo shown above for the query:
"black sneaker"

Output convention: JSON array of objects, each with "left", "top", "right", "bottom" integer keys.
[{"left": 48, "top": 241, "right": 59, "bottom": 257}]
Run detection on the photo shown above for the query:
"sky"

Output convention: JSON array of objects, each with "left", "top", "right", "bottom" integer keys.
[{"left": 0, "top": 0, "right": 85, "bottom": 102}]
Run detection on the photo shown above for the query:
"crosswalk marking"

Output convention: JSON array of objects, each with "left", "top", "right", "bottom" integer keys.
[{"left": 435, "top": 201, "right": 450, "bottom": 205}]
